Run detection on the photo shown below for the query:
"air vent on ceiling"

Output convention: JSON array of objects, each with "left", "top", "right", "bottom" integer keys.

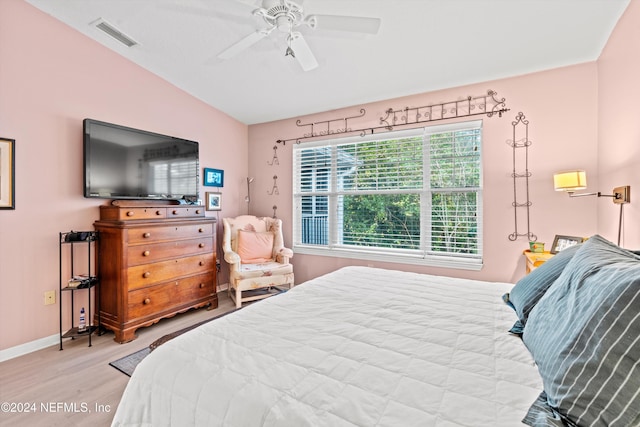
[{"left": 92, "top": 18, "right": 138, "bottom": 47}]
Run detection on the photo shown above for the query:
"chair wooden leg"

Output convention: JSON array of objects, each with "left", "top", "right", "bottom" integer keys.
[{"left": 235, "top": 288, "right": 242, "bottom": 309}]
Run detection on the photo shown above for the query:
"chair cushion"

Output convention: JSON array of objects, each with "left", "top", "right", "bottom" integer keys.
[
  {"left": 237, "top": 230, "right": 274, "bottom": 263},
  {"left": 231, "top": 261, "right": 294, "bottom": 281}
]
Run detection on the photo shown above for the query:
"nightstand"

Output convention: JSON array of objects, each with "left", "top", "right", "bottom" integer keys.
[{"left": 523, "top": 250, "right": 554, "bottom": 274}]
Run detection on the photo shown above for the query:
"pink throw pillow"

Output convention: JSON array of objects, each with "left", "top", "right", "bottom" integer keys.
[{"left": 237, "top": 230, "right": 274, "bottom": 263}]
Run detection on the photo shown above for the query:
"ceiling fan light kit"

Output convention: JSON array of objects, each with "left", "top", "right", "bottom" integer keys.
[{"left": 217, "top": 0, "right": 381, "bottom": 71}]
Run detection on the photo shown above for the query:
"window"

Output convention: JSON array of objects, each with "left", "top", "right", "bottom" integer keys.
[{"left": 293, "top": 120, "right": 482, "bottom": 270}]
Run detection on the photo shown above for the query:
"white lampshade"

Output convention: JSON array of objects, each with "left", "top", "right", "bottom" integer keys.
[{"left": 554, "top": 170, "right": 587, "bottom": 192}]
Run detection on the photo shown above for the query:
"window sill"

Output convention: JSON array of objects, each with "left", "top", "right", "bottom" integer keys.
[{"left": 293, "top": 245, "right": 483, "bottom": 271}]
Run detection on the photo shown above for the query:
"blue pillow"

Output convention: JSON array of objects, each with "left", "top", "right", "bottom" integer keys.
[
  {"left": 504, "top": 243, "right": 581, "bottom": 327},
  {"left": 522, "top": 235, "right": 640, "bottom": 427},
  {"left": 521, "top": 392, "right": 566, "bottom": 427}
]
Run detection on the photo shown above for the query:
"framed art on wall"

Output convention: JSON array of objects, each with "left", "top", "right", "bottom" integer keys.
[
  {"left": 204, "top": 168, "right": 224, "bottom": 187},
  {"left": 550, "top": 235, "right": 584, "bottom": 254},
  {"left": 206, "top": 192, "right": 222, "bottom": 211},
  {"left": 0, "top": 137, "right": 15, "bottom": 210}
]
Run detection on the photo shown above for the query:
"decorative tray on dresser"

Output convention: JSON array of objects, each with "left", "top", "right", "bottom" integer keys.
[{"left": 94, "top": 200, "right": 217, "bottom": 343}]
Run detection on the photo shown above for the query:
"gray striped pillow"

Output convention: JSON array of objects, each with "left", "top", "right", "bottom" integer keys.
[
  {"left": 505, "top": 243, "right": 581, "bottom": 327},
  {"left": 522, "top": 235, "right": 640, "bottom": 427}
]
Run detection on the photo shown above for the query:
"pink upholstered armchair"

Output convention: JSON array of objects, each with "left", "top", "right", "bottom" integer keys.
[{"left": 222, "top": 215, "right": 294, "bottom": 308}]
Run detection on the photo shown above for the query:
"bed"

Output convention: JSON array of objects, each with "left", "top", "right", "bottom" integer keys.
[{"left": 112, "top": 235, "right": 640, "bottom": 426}]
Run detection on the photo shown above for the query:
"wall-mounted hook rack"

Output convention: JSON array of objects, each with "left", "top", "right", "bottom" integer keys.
[
  {"left": 267, "top": 145, "right": 279, "bottom": 166},
  {"left": 276, "top": 90, "right": 509, "bottom": 145},
  {"left": 507, "top": 112, "right": 537, "bottom": 241},
  {"left": 267, "top": 175, "right": 279, "bottom": 196}
]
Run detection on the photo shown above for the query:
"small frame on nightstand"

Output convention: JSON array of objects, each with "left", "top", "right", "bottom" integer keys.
[{"left": 550, "top": 235, "right": 584, "bottom": 254}]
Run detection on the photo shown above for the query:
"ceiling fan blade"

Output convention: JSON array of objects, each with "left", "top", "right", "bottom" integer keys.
[
  {"left": 288, "top": 32, "right": 318, "bottom": 71},
  {"left": 218, "top": 29, "right": 270, "bottom": 59},
  {"left": 309, "top": 14, "right": 381, "bottom": 34}
]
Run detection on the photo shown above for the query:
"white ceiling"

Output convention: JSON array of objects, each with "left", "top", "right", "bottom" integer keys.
[{"left": 25, "top": 0, "right": 630, "bottom": 125}]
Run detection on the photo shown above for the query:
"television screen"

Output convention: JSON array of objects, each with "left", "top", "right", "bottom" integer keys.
[{"left": 83, "top": 119, "right": 199, "bottom": 201}]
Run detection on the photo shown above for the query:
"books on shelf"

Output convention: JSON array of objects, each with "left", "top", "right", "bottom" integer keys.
[{"left": 66, "top": 274, "right": 96, "bottom": 289}]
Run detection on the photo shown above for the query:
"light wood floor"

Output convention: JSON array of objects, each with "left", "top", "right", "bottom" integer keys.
[{"left": 0, "top": 292, "right": 235, "bottom": 427}]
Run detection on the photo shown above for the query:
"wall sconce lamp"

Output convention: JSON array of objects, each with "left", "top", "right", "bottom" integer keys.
[
  {"left": 553, "top": 170, "right": 630, "bottom": 203},
  {"left": 553, "top": 170, "right": 631, "bottom": 245},
  {"left": 245, "top": 177, "right": 254, "bottom": 204}
]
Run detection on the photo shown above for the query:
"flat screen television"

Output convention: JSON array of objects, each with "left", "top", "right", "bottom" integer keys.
[{"left": 83, "top": 119, "right": 199, "bottom": 201}]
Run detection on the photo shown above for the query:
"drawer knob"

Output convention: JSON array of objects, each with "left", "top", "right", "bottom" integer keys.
[
  {"left": 172, "top": 210, "right": 178, "bottom": 215},
  {"left": 198, "top": 228, "right": 204, "bottom": 233},
  {"left": 199, "top": 243, "right": 205, "bottom": 248},
  {"left": 143, "top": 272, "right": 151, "bottom": 278},
  {"left": 143, "top": 250, "right": 150, "bottom": 257},
  {"left": 156, "top": 210, "right": 162, "bottom": 215},
  {"left": 199, "top": 261, "right": 205, "bottom": 266},
  {"left": 199, "top": 283, "right": 205, "bottom": 289},
  {"left": 196, "top": 209, "right": 201, "bottom": 215},
  {"left": 126, "top": 211, "right": 134, "bottom": 217},
  {"left": 143, "top": 232, "right": 151, "bottom": 238},
  {"left": 143, "top": 298, "right": 151, "bottom": 305}
]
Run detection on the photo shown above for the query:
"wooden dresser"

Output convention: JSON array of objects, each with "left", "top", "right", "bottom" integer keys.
[{"left": 94, "top": 202, "right": 217, "bottom": 343}]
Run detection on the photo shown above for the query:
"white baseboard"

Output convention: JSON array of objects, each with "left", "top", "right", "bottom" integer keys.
[
  {"left": 1, "top": 285, "right": 231, "bottom": 363},
  {"left": 0, "top": 333, "right": 58, "bottom": 363}
]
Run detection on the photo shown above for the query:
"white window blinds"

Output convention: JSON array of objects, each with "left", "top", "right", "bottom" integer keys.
[
  {"left": 293, "top": 121, "right": 482, "bottom": 268},
  {"left": 150, "top": 159, "right": 197, "bottom": 196}
]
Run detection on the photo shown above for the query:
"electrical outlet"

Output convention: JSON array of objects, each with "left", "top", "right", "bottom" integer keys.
[{"left": 44, "top": 290, "right": 56, "bottom": 305}]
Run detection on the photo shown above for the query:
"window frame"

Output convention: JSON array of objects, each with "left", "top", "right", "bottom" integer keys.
[{"left": 292, "top": 121, "right": 483, "bottom": 271}]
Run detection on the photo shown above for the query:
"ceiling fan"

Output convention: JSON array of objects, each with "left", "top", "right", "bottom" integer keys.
[{"left": 219, "top": 0, "right": 381, "bottom": 71}]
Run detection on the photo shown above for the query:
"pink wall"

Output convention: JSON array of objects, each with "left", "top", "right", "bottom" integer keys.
[
  {"left": 2, "top": 0, "right": 637, "bottom": 355},
  {"left": 0, "top": 1, "right": 249, "bottom": 352},
  {"left": 248, "top": 64, "right": 601, "bottom": 285},
  {"left": 597, "top": 0, "right": 640, "bottom": 249}
]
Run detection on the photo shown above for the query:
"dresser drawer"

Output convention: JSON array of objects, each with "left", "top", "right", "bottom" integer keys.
[
  {"left": 166, "top": 206, "right": 205, "bottom": 218},
  {"left": 100, "top": 206, "right": 167, "bottom": 221},
  {"left": 128, "top": 238, "right": 213, "bottom": 265},
  {"left": 127, "top": 272, "right": 214, "bottom": 319},
  {"left": 127, "top": 253, "right": 214, "bottom": 291},
  {"left": 127, "top": 223, "right": 214, "bottom": 244},
  {"left": 99, "top": 205, "right": 205, "bottom": 221}
]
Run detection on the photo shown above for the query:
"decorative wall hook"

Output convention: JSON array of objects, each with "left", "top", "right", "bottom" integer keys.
[
  {"left": 267, "top": 145, "right": 279, "bottom": 166},
  {"left": 272, "top": 205, "right": 278, "bottom": 218},
  {"left": 267, "top": 175, "right": 279, "bottom": 195}
]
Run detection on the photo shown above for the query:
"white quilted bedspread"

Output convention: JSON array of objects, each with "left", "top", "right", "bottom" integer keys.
[{"left": 112, "top": 266, "right": 542, "bottom": 427}]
